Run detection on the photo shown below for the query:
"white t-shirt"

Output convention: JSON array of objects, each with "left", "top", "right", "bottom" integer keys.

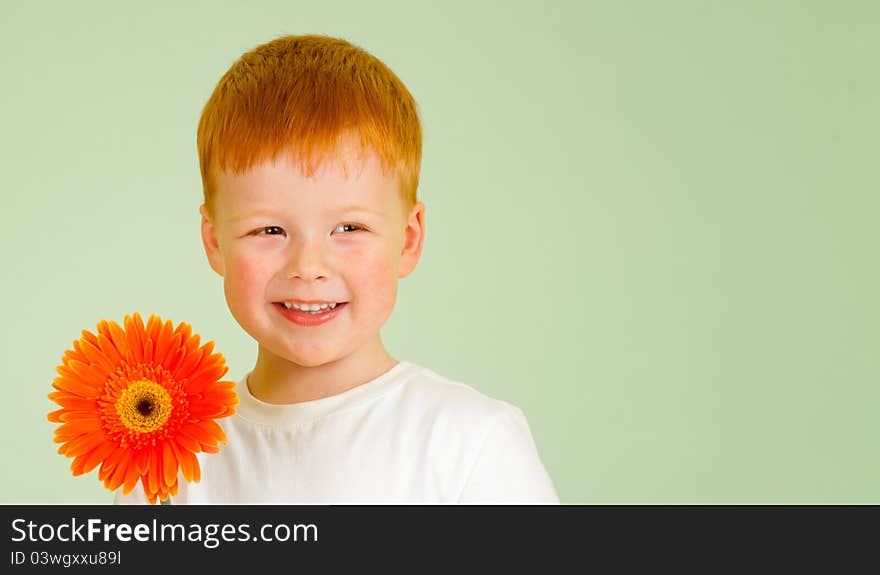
[{"left": 114, "top": 361, "right": 558, "bottom": 504}]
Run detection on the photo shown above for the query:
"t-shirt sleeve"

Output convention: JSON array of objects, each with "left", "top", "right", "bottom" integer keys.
[{"left": 457, "top": 404, "right": 559, "bottom": 504}]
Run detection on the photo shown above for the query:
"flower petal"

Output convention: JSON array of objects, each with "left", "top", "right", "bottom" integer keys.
[
  {"left": 183, "top": 361, "right": 228, "bottom": 394},
  {"left": 188, "top": 402, "right": 227, "bottom": 419},
  {"left": 162, "top": 441, "right": 178, "bottom": 488},
  {"left": 106, "top": 450, "right": 133, "bottom": 491},
  {"left": 153, "top": 320, "right": 175, "bottom": 366},
  {"left": 72, "top": 441, "right": 116, "bottom": 476},
  {"left": 170, "top": 441, "right": 195, "bottom": 483},
  {"left": 172, "top": 343, "right": 202, "bottom": 381},
  {"left": 58, "top": 410, "right": 101, "bottom": 423},
  {"left": 163, "top": 343, "right": 186, "bottom": 374},
  {"left": 58, "top": 430, "right": 104, "bottom": 457},
  {"left": 57, "top": 419, "right": 103, "bottom": 437},
  {"left": 64, "top": 359, "right": 107, "bottom": 390},
  {"left": 52, "top": 370, "right": 100, "bottom": 398},
  {"left": 135, "top": 447, "right": 151, "bottom": 476},
  {"left": 124, "top": 314, "right": 144, "bottom": 362},
  {"left": 141, "top": 476, "right": 157, "bottom": 504},
  {"left": 145, "top": 315, "right": 163, "bottom": 348},
  {"left": 97, "top": 333, "right": 123, "bottom": 367},
  {"left": 190, "top": 452, "right": 201, "bottom": 483},
  {"left": 174, "top": 321, "right": 193, "bottom": 343},
  {"left": 203, "top": 386, "right": 239, "bottom": 405},
  {"left": 62, "top": 347, "right": 89, "bottom": 366},
  {"left": 48, "top": 396, "right": 99, "bottom": 411},
  {"left": 180, "top": 421, "right": 225, "bottom": 446},
  {"left": 99, "top": 447, "right": 126, "bottom": 482},
  {"left": 173, "top": 429, "right": 200, "bottom": 453},
  {"left": 77, "top": 338, "right": 117, "bottom": 374},
  {"left": 107, "top": 320, "right": 131, "bottom": 361},
  {"left": 132, "top": 312, "right": 148, "bottom": 343},
  {"left": 142, "top": 337, "right": 154, "bottom": 363},
  {"left": 147, "top": 445, "right": 161, "bottom": 497},
  {"left": 80, "top": 328, "right": 99, "bottom": 347},
  {"left": 122, "top": 460, "right": 141, "bottom": 495}
]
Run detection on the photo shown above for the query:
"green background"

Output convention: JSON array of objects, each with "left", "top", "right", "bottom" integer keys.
[{"left": 1, "top": 0, "right": 876, "bottom": 504}]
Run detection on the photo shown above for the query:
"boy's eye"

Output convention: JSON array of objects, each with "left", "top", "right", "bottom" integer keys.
[
  {"left": 256, "top": 226, "right": 285, "bottom": 236},
  {"left": 333, "top": 224, "right": 363, "bottom": 234}
]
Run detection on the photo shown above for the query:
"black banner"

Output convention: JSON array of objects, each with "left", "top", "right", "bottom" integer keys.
[{"left": 0, "top": 505, "right": 871, "bottom": 569}]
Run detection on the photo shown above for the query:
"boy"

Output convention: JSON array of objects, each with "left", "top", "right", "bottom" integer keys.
[{"left": 116, "top": 34, "right": 558, "bottom": 504}]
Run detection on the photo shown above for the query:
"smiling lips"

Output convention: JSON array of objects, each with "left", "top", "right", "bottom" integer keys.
[{"left": 274, "top": 301, "right": 347, "bottom": 327}]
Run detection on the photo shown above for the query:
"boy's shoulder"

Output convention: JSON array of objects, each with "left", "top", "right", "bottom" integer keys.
[{"left": 393, "top": 361, "right": 524, "bottom": 426}]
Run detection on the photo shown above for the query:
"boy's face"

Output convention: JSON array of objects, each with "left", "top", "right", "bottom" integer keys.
[{"left": 199, "top": 144, "right": 424, "bottom": 371}]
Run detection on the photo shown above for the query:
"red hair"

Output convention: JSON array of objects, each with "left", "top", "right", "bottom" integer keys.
[{"left": 197, "top": 34, "right": 422, "bottom": 216}]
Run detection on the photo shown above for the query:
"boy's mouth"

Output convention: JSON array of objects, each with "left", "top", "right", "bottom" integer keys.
[
  {"left": 273, "top": 302, "right": 348, "bottom": 325},
  {"left": 278, "top": 301, "right": 340, "bottom": 314}
]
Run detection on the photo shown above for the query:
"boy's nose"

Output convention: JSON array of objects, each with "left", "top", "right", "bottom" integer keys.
[{"left": 284, "top": 240, "right": 330, "bottom": 282}]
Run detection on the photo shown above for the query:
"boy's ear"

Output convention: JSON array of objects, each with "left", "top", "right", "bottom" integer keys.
[
  {"left": 398, "top": 201, "right": 425, "bottom": 278},
  {"left": 199, "top": 204, "right": 225, "bottom": 277}
]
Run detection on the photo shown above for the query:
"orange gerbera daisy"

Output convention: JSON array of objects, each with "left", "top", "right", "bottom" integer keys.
[{"left": 48, "top": 313, "right": 238, "bottom": 504}]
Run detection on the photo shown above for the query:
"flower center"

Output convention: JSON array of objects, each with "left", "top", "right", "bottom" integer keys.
[
  {"left": 136, "top": 398, "right": 155, "bottom": 417},
  {"left": 116, "top": 380, "right": 172, "bottom": 434}
]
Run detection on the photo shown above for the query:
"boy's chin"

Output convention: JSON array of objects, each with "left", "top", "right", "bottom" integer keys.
[
  {"left": 258, "top": 344, "right": 342, "bottom": 369},
  {"left": 282, "top": 355, "right": 336, "bottom": 368}
]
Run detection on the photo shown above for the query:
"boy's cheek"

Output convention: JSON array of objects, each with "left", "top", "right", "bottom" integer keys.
[
  {"left": 352, "top": 253, "right": 399, "bottom": 303},
  {"left": 354, "top": 249, "right": 397, "bottom": 279},
  {"left": 222, "top": 254, "right": 269, "bottom": 293}
]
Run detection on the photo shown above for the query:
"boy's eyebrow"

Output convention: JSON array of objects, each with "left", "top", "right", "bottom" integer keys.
[
  {"left": 224, "top": 205, "right": 386, "bottom": 223},
  {"left": 331, "top": 205, "right": 386, "bottom": 217},
  {"left": 225, "top": 211, "right": 277, "bottom": 224}
]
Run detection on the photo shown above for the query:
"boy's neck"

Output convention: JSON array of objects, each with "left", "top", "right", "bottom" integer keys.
[{"left": 247, "top": 338, "right": 398, "bottom": 405}]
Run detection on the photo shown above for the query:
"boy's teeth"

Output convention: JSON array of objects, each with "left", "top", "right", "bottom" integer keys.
[{"left": 281, "top": 302, "right": 338, "bottom": 311}]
